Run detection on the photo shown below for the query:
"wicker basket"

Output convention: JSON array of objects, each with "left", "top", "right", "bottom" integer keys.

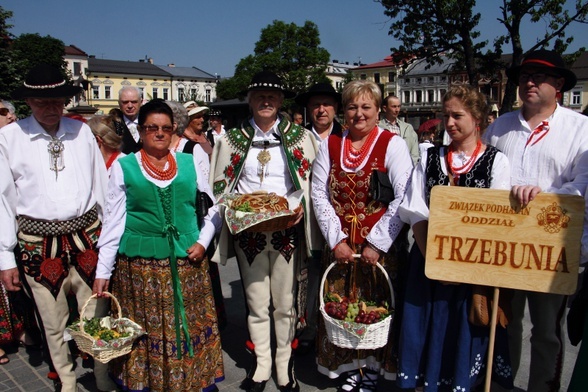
[
  {"left": 67, "top": 292, "right": 145, "bottom": 364},
  {"left": 319, "top": 261, "right": 395, "bottom": 350}
]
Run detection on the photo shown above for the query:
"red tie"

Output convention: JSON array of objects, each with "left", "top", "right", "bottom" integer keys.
[{"left": 526, "top": 121, "right": 550, "bottom": 147}]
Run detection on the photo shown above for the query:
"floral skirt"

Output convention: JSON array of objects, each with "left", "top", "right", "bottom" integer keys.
[
  {"left": 0, "top": 283, "right": 24, "bottom": 345},
  {"left": 110, "top": 255, "right": 224, "bottom": 392}
]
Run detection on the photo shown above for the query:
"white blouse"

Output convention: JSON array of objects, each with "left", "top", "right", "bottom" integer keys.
[
  {"left": 399, "top": 146, "right": 511, "bottom": 228},
  {"left": 311, "top": 128, "right": 413, "bottom": 252},
  {"left": 95, "top": 151, "right": 220, "bottom": 279}
]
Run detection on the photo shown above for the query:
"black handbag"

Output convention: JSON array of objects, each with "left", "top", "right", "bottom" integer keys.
[
  {"left": 196, "top": 190, "right": 214, "bottom": 226},
  {"left": 370, "top": 170, "right": 394, "bottom": 204}
]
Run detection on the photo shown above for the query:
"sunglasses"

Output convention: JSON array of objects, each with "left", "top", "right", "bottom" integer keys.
[
  {"left": 140, "top": 124, "right": 174, "bottom": 134},
  {"left": 0, "top": 108, "right": 9, "bottom": 116}
]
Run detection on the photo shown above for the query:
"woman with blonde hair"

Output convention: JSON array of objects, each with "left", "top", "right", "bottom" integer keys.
[
  {"left": 87, "top": 114, "right": 125, "bottom": 175},
  {"left": 312, "top": 80, "right": 413, "bottom": 391}
]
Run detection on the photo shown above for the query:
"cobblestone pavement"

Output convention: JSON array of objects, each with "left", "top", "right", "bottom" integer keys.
[{"left": 0, "top": 259, "right": 580, "bottom": 391}]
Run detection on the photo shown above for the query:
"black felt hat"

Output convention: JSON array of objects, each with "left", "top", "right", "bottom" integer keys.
[
  {"left": 294, "top": 82, "right": 342, "bottom": 107},
  {"left": 242, "top": 71, "right": 295, "bottom": 98},
  {"left": 12, "top": 63, "right": 82, "bottom": 99},
  {"left": 506, "top": 50, "right": 577, "bottom": 92}
]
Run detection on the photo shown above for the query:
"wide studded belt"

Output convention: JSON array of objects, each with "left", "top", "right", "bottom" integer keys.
[{"left": 17, "top": 205, "right": 98, "bottom": 237}]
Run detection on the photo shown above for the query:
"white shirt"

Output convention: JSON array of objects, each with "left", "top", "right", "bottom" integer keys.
[
  {"left": 483, "top": 104, "right": 588, "bottom": 195},
  {"left": 311, "top": 128, "right": 413, "bottom": 252},
  {"left": 95, "top": 151, "right": 220, "bottom": 279},
  {"left": 124, "top": 116, "right": 140, "bottom": 143},
  {"left": 209, "top": 126, "right": 226, "bottom": 143},
  {"left": 171, "top": 138, "right": 211, "bottom": 185},
  {"left": 310, "top": 123, "right": 334, "bottom": 144},
  {"left": 235, "top": 118, "right": 294, "bottom": 197},
  {"left": 0, "top": 116, "right": 108, "bottom": 270},
  {"left": 399, "top": 146, "right": 511, "bottom": 227}
]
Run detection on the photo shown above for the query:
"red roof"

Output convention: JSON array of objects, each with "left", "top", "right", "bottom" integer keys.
[{"left": 64, "top": 45, "right": 87, "bottom": 56}]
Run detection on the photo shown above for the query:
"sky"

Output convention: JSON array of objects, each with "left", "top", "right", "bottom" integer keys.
[{"left": 3, "top": 1, "right": 585, "bottom": 79}]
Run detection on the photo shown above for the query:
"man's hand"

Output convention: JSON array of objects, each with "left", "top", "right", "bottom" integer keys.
[
  {"left": 333, "top": 242, "right": 355, "bottom": 264},
  {"left": 1, "top": 268, "right": 21, "bottom": 291},
  {"left": 92, "top": 278, "right": 110, "bottom": 297},
  {"left": 187, "top": 243, "right": 206, "bottom": 263},
  {"left": 512, "top": 185, "right": 542, "bottom": 207}
]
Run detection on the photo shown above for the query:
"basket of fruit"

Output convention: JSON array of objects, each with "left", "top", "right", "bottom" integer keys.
[
  {"left": 319, "top": 261, "right": 394, "bottom": 350},
  {"left": 65, "top": 292, "right": 145, "bottom": 363}
]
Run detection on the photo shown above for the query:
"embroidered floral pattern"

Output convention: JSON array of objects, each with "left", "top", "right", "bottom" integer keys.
[
  {"left": 237, "top": 232, "right": 267, "bottom": 265},
  {"left": 290, "top": 147, "right": 311, "bottom": 180},
  {"left": 270, "top": 227, "right": 299, "bottom": 262},
  {"left": 223, "top": 152, "right": 243, "bottom": 183}
]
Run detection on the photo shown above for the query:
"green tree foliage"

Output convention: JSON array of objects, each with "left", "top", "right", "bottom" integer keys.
[
  {"left": 216, "top": 20, "right": 330, "bottom": 102},
  {"left": 378, "top": 0, "right": 488, "bottom": 87},
  {"left": 0, "top": 7, "right": 19, "bottom": 102},
  {"left": 494, "top": 0, "right": 588, "bottom": 113},
  {"left": 377, "top": 0, "right": 587, "bottom": 112}
]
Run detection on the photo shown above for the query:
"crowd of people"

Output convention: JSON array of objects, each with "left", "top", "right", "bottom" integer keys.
[{"left": 0, "top": 49, "right": 587, "bottom": 392}]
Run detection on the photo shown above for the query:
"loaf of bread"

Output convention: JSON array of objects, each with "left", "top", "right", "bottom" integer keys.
[{"left": 231, "top": 191, "right": 289, "bottom": 213}]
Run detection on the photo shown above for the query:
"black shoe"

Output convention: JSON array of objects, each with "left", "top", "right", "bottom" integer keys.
[
  {"left": 278, "top": 380, "right": 300, "bottom": 392},
  {"left": 240, "top": 378, "right": 267, "bottom": 392}
]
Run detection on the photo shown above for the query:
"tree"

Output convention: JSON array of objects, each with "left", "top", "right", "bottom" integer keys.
[
  {"left": 0, "top": 6, "right": 19, "bottom": 102},
  {"left": 494, "top": 0, "right": 588, "bottom": 113},
  {"left": 378, "top": 0, "right": 488, "bottom": 87},
  {"left": 216, "top": 20, "right": 330, "bottom": 102}
]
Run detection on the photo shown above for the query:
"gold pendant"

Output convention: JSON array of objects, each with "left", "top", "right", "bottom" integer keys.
[{"left": 257, "top": 149, "right": 271, "bottom": 184}]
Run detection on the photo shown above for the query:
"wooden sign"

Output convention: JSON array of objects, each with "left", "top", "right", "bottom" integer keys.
[{"left": 426, "top": 187, "right": 584, "bottom": 295}]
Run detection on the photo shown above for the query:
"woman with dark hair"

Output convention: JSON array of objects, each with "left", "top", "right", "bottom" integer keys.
[
  {"left": 93, "top": 99, "right": 224, "bottom": 391},
  {"left": 311, "top": 80, "right": 413, "bottom": 391},
  {"left": 397, "top": 85, "right": 512, "bottom": 391}
]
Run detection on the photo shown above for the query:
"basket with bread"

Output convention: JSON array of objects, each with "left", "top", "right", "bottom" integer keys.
[{"left": 218, "top": 190, "right": 303, "bottom": 234}]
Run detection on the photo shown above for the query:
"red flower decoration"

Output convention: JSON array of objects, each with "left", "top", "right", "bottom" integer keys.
[
  {"left": 40, "top": 258, "right": 65, "bottom": 286},
  {"left": 302, "top": 159, "right": 309, "bottom": 170},
  {"left": 298, "top": 167, "right": 305, "bottom": 177},
  {"left": 293, "top": 149, "right": 303, "bottom": 160},
  {"left": 226, "top": 166, "right": 234, "bottom": 178},
  {"left": 232, "top": 153, "right": 241, "bottom": 165},
  {"left": 77, "top": 250, "right": 98, "bottom": 277}
]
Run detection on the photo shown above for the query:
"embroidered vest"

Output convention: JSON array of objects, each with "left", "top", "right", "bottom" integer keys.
[
  {"left": 424, "top": 145, "right": 498, "bottom": 206},
  {"left": 327, "top": 130, "right": 394, "bottom": 244},
  {"left": 118, "top": 153, "right": 200, "bottom": 259}
]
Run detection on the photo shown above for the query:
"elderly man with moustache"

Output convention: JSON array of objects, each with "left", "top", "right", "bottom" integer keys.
[
  {"left": 118, "top": 86, "right": 142, "bottom": 154},
  {"left": 0, "top": 64, "right": 114, "bottom": 392},
  {"left": 484, "top": 49, "right": 588, "bottom": 392},
  {"left": 209, "top": 71, "right": 321, "bottom": 392}
]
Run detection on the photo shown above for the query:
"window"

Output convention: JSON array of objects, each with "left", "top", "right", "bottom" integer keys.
[
  {"left": 404, "top": 78, "right": 410, "bottom": 84},
  {"left": 92, "top": 86, "right": 99, "bottom": 99},
  {"left": 163, "top": 88, "right": 169, "bottom": 101},
  {"left": 104, "top": 86, "right": 111, "bottom": 99},
  {"left": 73, "top": 62, "right": 81, "bottom": 77},
  {"left": 190, "top": 88, "right": 197, "bottom": 99},
  {"left": 178, "top": 87, "right": 185, "bottom": 101},
  {"left": 428, "top": 77, "right": 434, "bottom": 83},
  {"left": 388, "top": 72, "right": 395, "bottom": 83},
  {"left": 374, "top": 73, "right": 380, "bottom": 84},
  {"left": 404, "top": 91, "right": 410, "bottom": 103},
  {"left": 360, "top": 74, "right": 367, "bottom": 80},
  {"left": 440, "top": 89, "right": 447, "bottom": 98},
  {"left": 416, "top": 91, "right": 423, "bottom": 103},
  {"left": 205, "top": 89, "right": 211, "bottom": 102},
  {"left": 428, "top": 90, "right": 435, "bottom": 103},
  {"left": 417, "top": 78, "right": 422, "bottom": 85},
  {"left": 441, "top": 76, "right": 447, "bottom": 82},
  {"left": 152, "top": 88, "right": 158, "bottom": 99},
  {"left": 138, "top": 87, "right": 144, "bottom": 98},
  {"left": 572, "top": 90, "right": 581, "bottom": 105}
]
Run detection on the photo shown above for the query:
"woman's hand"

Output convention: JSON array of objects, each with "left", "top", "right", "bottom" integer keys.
[
  {"left": 333, "top": 242, "right": 355, "bottom": 264},
  {"left": 512, "top": 185, "right": 541, "bottom": 207},
  {"left": 187, "top": 243, "right": 206, "bottom": 263},
  {"left": 93, "top": 279, "right": 110, "bottom": 297},
  {"left": 361, "top": 243, "right": 381, "bottom": 265}
]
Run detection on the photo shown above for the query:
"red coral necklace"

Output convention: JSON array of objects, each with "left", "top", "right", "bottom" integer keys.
[
  {"left": 140, "top": 149, "right": 177, "bottom": 181},
  {"left": 343, "top": 126, "right": 379, "bottom": 169},
  {"left": 447, "top": 140, "right": 482, "bottom": 176}
]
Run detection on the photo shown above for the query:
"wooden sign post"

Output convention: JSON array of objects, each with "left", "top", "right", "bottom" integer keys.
[{"left": 426, "top": 186, "right": 584, "bottom": 391}]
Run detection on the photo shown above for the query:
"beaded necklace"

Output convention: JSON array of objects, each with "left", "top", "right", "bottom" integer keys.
[
  {"left": 342, "top": 126, "right": 379, "bottom": 169},
  {"left": 447, "top": 140, "right": 483, "bottom": 177},
  {"left": 140, "top": 149, "right": 177, "bottom": 181}
]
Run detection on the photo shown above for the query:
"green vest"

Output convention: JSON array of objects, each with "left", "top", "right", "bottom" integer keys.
[{"left": 118, "top": 153, "right": 199, "bottom": 259}]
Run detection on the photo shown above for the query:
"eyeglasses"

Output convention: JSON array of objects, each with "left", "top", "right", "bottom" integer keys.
[
  {"left": 141, "top": 124, "right": 174, "bottom": 133},
  {"left": 0, "top": 108, "right": 8, "bottom": 116},
  {"left": 518, "top": 72, "right": 560, "bottom": 84}
]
